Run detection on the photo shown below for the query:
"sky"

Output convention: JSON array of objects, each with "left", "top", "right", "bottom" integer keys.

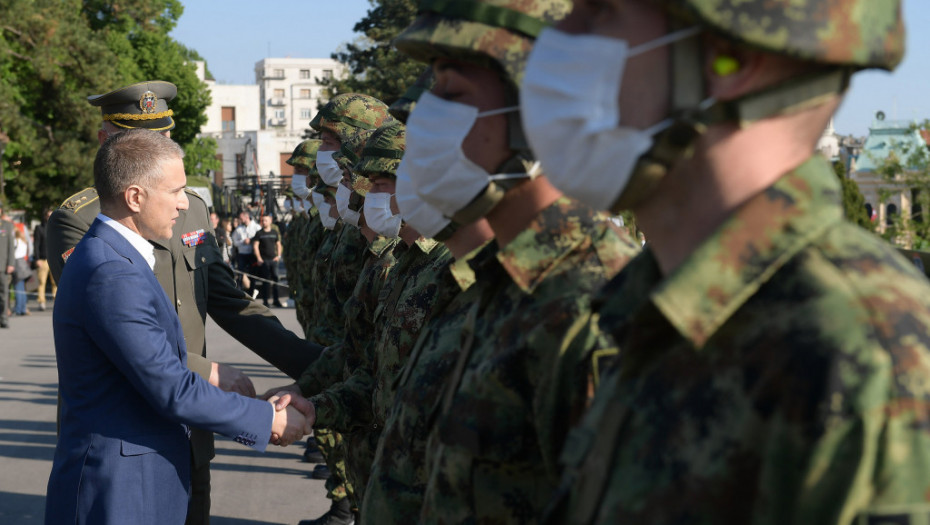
[{"left": 170, "top": 0, "right": 929, "bottom": 138}]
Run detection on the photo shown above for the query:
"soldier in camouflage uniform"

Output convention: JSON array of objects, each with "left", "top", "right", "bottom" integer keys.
[
  {"left": 386, "top": 1, "right": 640, "bottom": 522},
  {"left": 291, "top": 95, "right": 396, "bottom": 525},
  {"left": 283, "top": 139, "right": 322, "bottom": 330},
  {"left": 524, "top": 2, "right": 930, "bottom": 524}
]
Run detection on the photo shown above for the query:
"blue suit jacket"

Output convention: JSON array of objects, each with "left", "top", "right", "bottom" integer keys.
[{"left": 46, "top": 219, "right": 273, "bottom": 525}]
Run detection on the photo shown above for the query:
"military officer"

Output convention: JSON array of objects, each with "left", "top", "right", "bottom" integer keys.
[
  {"left": 46, "top": 80, "right": 322, "bottom": 525},
  {"left": 388, "top": 1, "right": 640, "bottom": 521},
  {"left": 522, "top": 1, "right": 930, "bottom": 524}
]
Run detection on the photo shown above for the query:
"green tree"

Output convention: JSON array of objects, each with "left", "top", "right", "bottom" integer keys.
[
  {"left": 833, "top": 160, "right": 871, "bottom": 229},
  {"left": 320, "top": 0, "right": 422, "bottom": 106},
  {"left": 871, "top": 120, "right": 930, "bottom": 248}
]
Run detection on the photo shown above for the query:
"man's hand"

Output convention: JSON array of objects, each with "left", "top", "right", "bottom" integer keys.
[
  {"left": 268, "top": 400, "right": 311, "bottom": 446},
  {"left": 259, "top": 382, "right": 301, "bottom": 400},
  {"left": 209, "top": 362, "right": 256, "bottom": 397},
  {"left": 272, "top": 392, "right": 316, "bottom": 429}
]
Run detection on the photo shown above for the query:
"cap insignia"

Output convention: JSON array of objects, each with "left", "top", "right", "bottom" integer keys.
[{"left": 140, "top": 91, "right": 158, "bottom": 114}]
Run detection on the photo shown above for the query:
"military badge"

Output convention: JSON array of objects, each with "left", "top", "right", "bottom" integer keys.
[
  {"left": 62, "top": 247, "right": 75, "bottom": 264},
  {"left": 182, "top": 229, "right": 206, "bottom": 247},
  {"left": 139, "top": 90, "right": 158, "bottom": 114}
]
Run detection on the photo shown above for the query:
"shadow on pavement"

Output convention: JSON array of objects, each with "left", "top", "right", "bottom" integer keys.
[{"left": 0, "top": 491, "right": 45, "bottom": 525}]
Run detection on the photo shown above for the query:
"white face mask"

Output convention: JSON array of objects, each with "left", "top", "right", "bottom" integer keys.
[
  {"left": 316, "top": 150, "right": 343, "bottom": 187},
  {"left": 363, "top": 192, "right": 402, "bottom": 238},
  {"left": 396, "top": 167, "right": 451, "bottom": 239},
  {"left": 335, "top": 183, "right": 360, "bottom": 227},
  {"left": 398, "top": 92, "right": 520, "bottom": 219},
  {"left": 313, "top": 191, "right": 338, "bottom": 230},
  {"left": 520, "top": 27, "right": 699, "bottom": 211},
  {"left": 291, "top": 174, "right": 311, "bottom": 200}
]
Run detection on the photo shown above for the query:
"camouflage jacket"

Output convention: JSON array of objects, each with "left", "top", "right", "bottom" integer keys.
[
  {"left": 296, "top": 210, "right": 324, "bottom": 335},
  {"left": 419, "top": 197, "right": 638, "bottom": 524},
  {"left": 549, "top": 156, "right": 930, "bottom": 525},
  {"left": 305, "top": 224, "right": 342, "bottom": 346},
  {"left": 297, "top": 235, "right": 402, "bottom": 397},
  {"left": 362, "top": 242, "right": 493, "bottom": 525},
  {"left": 310, "top": 236, "right": 451, "bottom": 432}
]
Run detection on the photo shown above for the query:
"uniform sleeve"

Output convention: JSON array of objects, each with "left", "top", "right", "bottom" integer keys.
[
  {"left": 47, "top": 208, "right": 92, "bottom": 282},
  {"left": 205, "top": 258, "right": 322, "bottom": 380},
  {"left": 296, "top": 342, "right": 347, "bottom": 396}
]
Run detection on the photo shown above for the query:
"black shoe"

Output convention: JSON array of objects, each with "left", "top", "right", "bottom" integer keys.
[
  {"left": 311, "top": 464, "right": 331, "bottom": 480},
  {"left": 273, "top": 301, "right": 285, "bottom": 308},
  {"left": 0, "top": 321, "right": 8, "bottom": 329},
  {"left": 303, "top": 445, "right": 325, "bottom": 464},
  {"left": 297, "top": 498, "right": 354, "bottom": 525}
]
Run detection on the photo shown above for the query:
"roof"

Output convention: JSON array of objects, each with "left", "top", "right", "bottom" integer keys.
[{"left": 856, "top": 112, "right": 926, "bottom": 172}]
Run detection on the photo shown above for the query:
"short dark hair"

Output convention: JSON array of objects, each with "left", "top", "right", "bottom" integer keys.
[{"left": 94, "top": 128, "right": 184, "bottom": 204}]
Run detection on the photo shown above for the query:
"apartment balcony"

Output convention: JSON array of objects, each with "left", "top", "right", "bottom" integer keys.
[
  {"left": 268, "top": 98, "right": 286, "bottom": 106},
  {"left": 269, "top": 118, "right": 287, "bottom": 127}
]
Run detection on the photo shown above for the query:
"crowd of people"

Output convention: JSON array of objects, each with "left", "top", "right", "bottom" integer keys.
[{"left": 31, "top": 1, "right": 930, "bottom": 525}]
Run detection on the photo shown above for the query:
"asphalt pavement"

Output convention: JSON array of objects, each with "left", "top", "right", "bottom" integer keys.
[{"left": 0, "top": 298, "right": 331, "bottom": 524}]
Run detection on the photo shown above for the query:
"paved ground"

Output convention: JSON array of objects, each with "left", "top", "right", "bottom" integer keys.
[{"left": 0, "top": 298, "right": 331, "bottom": 525}]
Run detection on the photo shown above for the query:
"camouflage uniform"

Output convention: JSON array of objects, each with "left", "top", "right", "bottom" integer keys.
[
  {"left": 361, "top": 242, "right": 492, "bottom": 525},
  {"left": 547, "top": 156, "right": 930, "bottom": 525},
  {"left": 283, "top": 139, "right": 323, "bottom": 330},
  {"left": 416, "top": 198, "right": 636, "bottom": 523},
  {"left": 536, "top": 2, "right": 916, "bottom": 524}
]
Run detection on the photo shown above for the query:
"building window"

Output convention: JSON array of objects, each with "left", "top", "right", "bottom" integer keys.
[
  {"left": 221, "top": 106, "right": 236, "bottom": 132},
  {"left": 299, "top": 69, "right": 311, "bottom": 79},
  {"left": 913, "top": 188, "right": 923, "bottom": 224},
  {"left": 300, "top": 89, "right": 312, "bottom": 98},
  {"left": 274, "top": 110, "right": 285, "bottom": 119},
  {"left": 215, "top": 153, "right": 224, "bottom": 186},
  {"left": 322, "top": 69, "right": 333, "bottom": 79},
  {"left": 273, "top": 88, "right": 285, "bottom": 98},
  {"left": 887, "top": 203, "right": 898, "bottom": 226},
  {"left": 300, "top": 108, "right": 312, "bottom": 119},
  {"left": 235, "top": 153, "right": 245, "bottom": 179},
  {"left": 273, "top": 68, "right": 284, "bottom": 78}
]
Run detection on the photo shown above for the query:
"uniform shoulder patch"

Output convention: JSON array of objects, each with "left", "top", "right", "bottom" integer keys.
[{"left": 59, "top": 187, "right": 99, "bottom": 214}]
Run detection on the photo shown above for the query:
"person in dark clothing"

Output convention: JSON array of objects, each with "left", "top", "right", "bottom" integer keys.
[
  {"left": 33, "top": 209, "right": 56, "bottom": 311},
  {"left": 251, "top": 214, "right": 283, "bottom": 307}
]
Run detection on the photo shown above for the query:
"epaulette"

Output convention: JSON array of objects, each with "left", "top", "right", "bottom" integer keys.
[{"left": 59, "top": 187, "right": 99, "bottom": 214}]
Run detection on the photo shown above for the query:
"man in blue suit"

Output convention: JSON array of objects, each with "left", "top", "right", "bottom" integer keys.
[{"left": 46, "top": 129, "right": 309, "bottom": 525}]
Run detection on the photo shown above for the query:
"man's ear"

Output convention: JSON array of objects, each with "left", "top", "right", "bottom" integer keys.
[
  {"left": 703, "top": 39, "right": 763, "bottom": 101},
  {"left": 125, "top": 185, "right": 144, "bottom": 213}
]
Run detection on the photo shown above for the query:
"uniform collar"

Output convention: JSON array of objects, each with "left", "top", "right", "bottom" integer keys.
[
  {"left": 368, "top": 235, "right": 399, "bottom": 257},
  {"left": 606, "top": 156, "right": 844, "bottom": 348},
  {"left": 496, "top": 196, "right": 596, "bottom": 294},
  {"left": 449, "top": 240, "right": 494, "bottom": 292}
]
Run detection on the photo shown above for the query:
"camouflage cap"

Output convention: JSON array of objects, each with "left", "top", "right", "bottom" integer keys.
[
  {"left": 309, "top": 93, "right": 396, "bottom": 145},
  {"left": 665, "top": 0, "right": 904, "bottom": 71},
  {"left": 394, "top": 0, "right": 572, "bottom": 86},
  {"left": 333, "top": 134, "right": 374, "bottom": 196},
  {"left": 313, "top": 179, "right": 338, "bottom": 198},
  {"left": 356, "top": 121, "right": 406, "bottom": 179},
  {"left": 389, "top": 67, "right": 435, "bottom": 124},
  {"left": 87, "top": 80, "right": 177, "bottom": 131},
  {"left": 286, "top": 139, "right": 322, "bottom": 172}
]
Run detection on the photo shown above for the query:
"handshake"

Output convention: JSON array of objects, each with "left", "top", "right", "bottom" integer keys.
[{"left": 266, "top": 389, "right": 315, "bottom": 446}]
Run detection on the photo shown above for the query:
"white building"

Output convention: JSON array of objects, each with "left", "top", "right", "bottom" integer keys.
[
  {"left": 194, "top": 57, "right": 344, "bottom": 194},
  {"left": 816, "top": 118, "right": 840, "bottom": 161}
]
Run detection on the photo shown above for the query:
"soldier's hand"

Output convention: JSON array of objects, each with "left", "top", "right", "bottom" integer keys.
[
  {"left": 209, "top": 362, "right": 256, "bottom": 397},
  {"left": 258, "top": 382, "right": 301, "bottom": 401},
  {"left": 273, "top": 392, "right": 316, "bottom": 432}
]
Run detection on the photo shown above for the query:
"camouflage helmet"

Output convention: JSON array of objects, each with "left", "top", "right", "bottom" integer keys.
[
  {"left": 394, "top": 0, "right": 572, "bottom": 87},
  {"left": 313, "top": 179, "right": 337, "bottom": 199},
  {"left": 333, "top": 134, "right": 374, "bottom": 195},
  {"left": 389, "top": 67, "right": 434, "bottom": 124},
  {"left": 309, "top": 93, "right": 396, "bottom": 145},
  {"left": 286, "top": 139, "right": 322, "bottom": 172},
  {"left": 356, "top": 122, "right": 406, "bottom": 179},
  {"left": 665, "top": 0, "right": 904, "bottom": 71}
]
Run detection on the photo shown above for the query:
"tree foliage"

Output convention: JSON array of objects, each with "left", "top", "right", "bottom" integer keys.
[
  {"left": 872, "top": 120, "right": 930, "bottom": 248},
  {"left": 321, "top": 0, "right": 423, "bottom": 106},
  {"left": 833, "top": 160, "right": 871, "bottom": 229},
  {"left": 0, "top": 0, "right": 214, "bottom": 218}
]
